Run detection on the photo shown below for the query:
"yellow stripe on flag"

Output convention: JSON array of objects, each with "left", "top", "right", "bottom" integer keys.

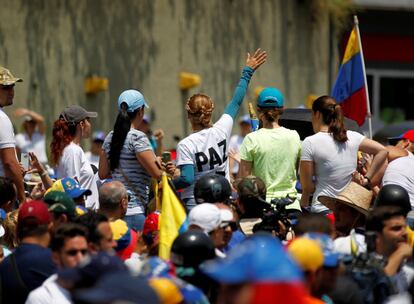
[
  {"left": 342, "top": 27, "right": 360, "bottom": 64},
  {"left": 159, "top": 174, "right": 188, "bottom": 260}
]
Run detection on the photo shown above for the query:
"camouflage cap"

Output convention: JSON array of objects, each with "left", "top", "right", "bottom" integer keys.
[
  {"left": 235, "top": 175, "right": 267, "bottom": 201},
  {"left": 0, "top": 66, "right": 23, "bottom": 85}
]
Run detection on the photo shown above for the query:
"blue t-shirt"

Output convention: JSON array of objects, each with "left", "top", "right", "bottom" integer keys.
[{"left": 0, "top": 243, "right": 56, "bottom": 304}]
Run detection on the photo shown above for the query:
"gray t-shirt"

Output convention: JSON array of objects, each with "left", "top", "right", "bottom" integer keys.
[{"left": 103, "top": 129, "right": 152, "bottom": 215}]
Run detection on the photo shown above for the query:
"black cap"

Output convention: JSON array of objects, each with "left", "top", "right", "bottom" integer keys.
[
  {"left": 375, "top": 184, "right": 411, "bottom": 215},
  {"left": 59, "top": 105, "right": 97, "bottom": 123}
]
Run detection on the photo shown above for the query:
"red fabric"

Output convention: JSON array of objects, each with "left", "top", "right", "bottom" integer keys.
[
  {"left": 117, "top": 229, "right": 138, "bottom": 261},
  {"left": 252, "top": 282, "right": 307, "bottom": 304},
  {"left": 143, "top": 212, "right": 159, "bottom": 236},
  {"left": 326, "top": 213, "right": 335, "bottom": 227},
  {"left": 340, "top": 87, "right": 367, "bottom": 126}
]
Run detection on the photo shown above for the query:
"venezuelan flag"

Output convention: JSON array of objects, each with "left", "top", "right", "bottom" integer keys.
[
  {"left": 159, "top": 174, "right": 189, "bottom": 260},
  {"left": 332, "top": 27, "right": 367, "bottom": 126}
]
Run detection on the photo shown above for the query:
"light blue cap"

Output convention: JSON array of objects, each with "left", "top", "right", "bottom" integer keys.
[
  {"left": 257, "top": 87, "right": 284, "bottom": 108},
  {"left": 117, "top": 90, "right": 149, "bottom": 112}
]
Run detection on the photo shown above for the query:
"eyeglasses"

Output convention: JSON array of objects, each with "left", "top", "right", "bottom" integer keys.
[
  {"left": 64, "top": 249, "right": 88, "bottom": 256},
  {"left": 1, "top": 84, "right": 15, "bottom": 90}
]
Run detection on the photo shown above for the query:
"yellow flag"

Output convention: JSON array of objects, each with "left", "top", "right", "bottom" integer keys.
[{"left": 159, "top": 174, "right": 188, "bottom": 260}]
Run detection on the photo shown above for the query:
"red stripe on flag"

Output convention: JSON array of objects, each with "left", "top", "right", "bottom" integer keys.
[{"left": 339, "top": 87, "right": 367, "bottom": 126}]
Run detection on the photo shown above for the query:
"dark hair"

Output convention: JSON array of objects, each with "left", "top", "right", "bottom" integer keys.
[
  {"left": 50, "top": 223, "right": 88, "bottom": 252},
  {"left": 73, "top": 212, "right": 108, "bottom": 245},
  {"left": 0, "top": 177, "right": 16, "bottom": 207},
  {"left": 312, "top": 95, "right": 348, "bottom": 143},
  {"left": 50, "top": 119, "right": 77, "bottom": 166},
  {"left": 366, "top": 206, "right": 406, "bottom": 233},
  {"left": 294, "top": 214, "right": 333, "bottom": 236},
  {"left": 257, "top": 107, "right": 284, "bottom": 123},
  {"left": 108, "top": 103, "right": 141, "bottom": 170},
  {"left": 17, "top": 219, "right": 49, "bottom": 241}
]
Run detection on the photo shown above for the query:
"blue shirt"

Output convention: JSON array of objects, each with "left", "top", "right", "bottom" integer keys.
[{"left": 0, "top": 243, "right": 56, "bottom": 304}]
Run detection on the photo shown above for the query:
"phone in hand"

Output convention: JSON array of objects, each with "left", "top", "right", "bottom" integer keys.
[
  {"left": 161, "top": 151, "right": 171, "bottom": 163},
  {"left": 21, "top": 152, "right": 30, "bottom": 171}
]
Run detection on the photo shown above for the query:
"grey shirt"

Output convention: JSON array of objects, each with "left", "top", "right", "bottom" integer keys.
[{"left": 103, "top": 129, "right": 152, "bottom": 215}]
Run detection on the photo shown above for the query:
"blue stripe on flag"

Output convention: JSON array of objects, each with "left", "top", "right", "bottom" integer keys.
[{"left": 331, "top": 53, "right": 364, "bottom": 103}]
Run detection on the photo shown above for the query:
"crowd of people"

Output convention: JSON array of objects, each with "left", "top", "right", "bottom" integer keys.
[{"left": 0, "top": 46, "right": 414, "bottom": 304}]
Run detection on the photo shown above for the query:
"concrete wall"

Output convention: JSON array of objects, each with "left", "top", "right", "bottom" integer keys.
[{"left": 0, "top": 0, "right": 332, "bottom": 149}]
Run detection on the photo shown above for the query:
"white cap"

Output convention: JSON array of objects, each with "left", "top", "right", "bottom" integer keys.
[{"left": 189, "top": 204, "right": 222, "bottom": 233}]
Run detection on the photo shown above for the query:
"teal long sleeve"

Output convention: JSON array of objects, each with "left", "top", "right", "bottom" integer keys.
[
  {"left": 173, "top": 164, "right": 195, "bottom": 189},
  {"left": 224, "top": 66, "right": 254, "bottom": 119}
]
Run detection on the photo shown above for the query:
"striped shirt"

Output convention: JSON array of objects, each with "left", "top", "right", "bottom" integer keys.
[{"left": 103, "top": 129, "right": 152, "bottom": 215}]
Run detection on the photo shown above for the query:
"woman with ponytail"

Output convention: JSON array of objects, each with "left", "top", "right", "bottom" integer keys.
[
  {"left": 99, "top": 90, "right": 162, "bottom": 231},
  {"left": 300, "top": 95, "right": 388, "bottom": 214},
  {"left": 166, "top": 49, "right": 267, "bottom": 210},
  {"left": 51, "top": 105, "right": 99, "bottom": 208},
  {"left": 238, "top": 87, "right": 302, "bottom": 211}
]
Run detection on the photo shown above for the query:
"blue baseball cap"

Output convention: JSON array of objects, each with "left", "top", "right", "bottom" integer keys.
[
  {"left": 201, "top": 234, "right": 303, "bottom": 284},
  {"left": 257, "top": 87, "right": 284, "bottom": 108},
  {"left": 117, "top": 89, "right": 149, "bottom": 113},
  {"left": 73, "top": 272, "right": 160, "bottom": 304},
  {"left": 58, "top": 252, "right": 128, "bottom": 286},
  {"left": 303, "top": 233, "right": 339, "bottom": 268},
  {"left": 46, "top": 177, "right": 92, "bottom": 199}
]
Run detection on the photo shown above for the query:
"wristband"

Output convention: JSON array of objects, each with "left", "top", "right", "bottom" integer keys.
[{"left": 40, "top": 170, "right": 48, "bottom": 177}]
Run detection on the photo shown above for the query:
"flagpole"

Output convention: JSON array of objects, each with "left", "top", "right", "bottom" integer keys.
[{"left": 354, "top": 15, "right": 373, "bottom": 139}]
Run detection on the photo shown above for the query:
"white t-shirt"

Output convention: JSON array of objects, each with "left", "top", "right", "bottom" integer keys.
[
  {"left": 176, "top": 114, "right": 233, "bottom": 200},
  {"left": 15, "top": 131, "right": 48, "bottom": 164},
  {"left": 301, "top": 130, "right": 365, "bottom": 213},
  {"left": 85, "top": 151, "right": 100, "bottom": 169},
  {"left": 382, "top": 152, "right": 414, "bottom": 209},
  {"left": 25, "top": 274, "right": 71, "bottom": 304},
  {"left": 0, "top": 109, "right": 16, "bottom": 176},
  {"left": 55, "top": 142, "right": 99, "bottom": 209},
  {"left": 228, "top": 134, "right": 244, "bottom": 174}
]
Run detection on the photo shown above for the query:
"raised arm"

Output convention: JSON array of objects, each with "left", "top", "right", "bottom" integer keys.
[
  {"left": 224, "top": 49, "right": 267, "bottom": 119},
  {"left": 14, "top": 108, "right": 46, "bottom": 134}
]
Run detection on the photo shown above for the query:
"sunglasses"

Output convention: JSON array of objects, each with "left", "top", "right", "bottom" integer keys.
[
  {"left": 64, "top": 249, "right": 88, "bottom": 256},
  {"left": 1, "top": 84, "right": 15, "bottom": 90}
]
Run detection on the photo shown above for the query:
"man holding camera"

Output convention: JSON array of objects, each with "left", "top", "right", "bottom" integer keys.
[{"left": 0, "top": 66, "right": 25, "bottom": 203}]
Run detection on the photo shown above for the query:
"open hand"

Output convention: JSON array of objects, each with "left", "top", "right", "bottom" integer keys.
[{"left": 246, "top": 48, "right": 267, "bottom": 70}]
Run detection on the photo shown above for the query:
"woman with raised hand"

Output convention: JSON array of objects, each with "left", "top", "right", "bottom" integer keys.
[
  {"left": 99, "top": 90, "right": 162, "bottom": 231},
  {"left": 167, "top": 49, "right": 267, "bottom": 210},
  {"left": 51, "top": 105, "right": 99, "bottom": 209},
  {"left": 300, "top": 95, "right": 387, "bottom": 214}
]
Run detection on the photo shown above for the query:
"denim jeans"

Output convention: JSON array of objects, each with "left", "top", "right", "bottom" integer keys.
[{"left": 124, "top": 213, "right": 146, "bottom": 232}]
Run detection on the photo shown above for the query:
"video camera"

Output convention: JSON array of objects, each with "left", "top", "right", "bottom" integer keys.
[{"left": 252, "top": 196, "right": 295, "bottom": 238}]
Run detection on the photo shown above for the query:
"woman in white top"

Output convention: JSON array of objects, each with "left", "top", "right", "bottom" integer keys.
[
  {"left": 300, "top": 95, "right": 387, "bottom": 214},
  {"left": 51, "top": 105, "right": 99, "bottom": 209},
  {"left": 166, "top": 49, "right": 267, "bottom": 210}
]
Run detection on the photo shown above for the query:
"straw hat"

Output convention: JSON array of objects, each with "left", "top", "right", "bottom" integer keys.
[{"left": 318, "top": 182, "right": 373, "bottom": 215}]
